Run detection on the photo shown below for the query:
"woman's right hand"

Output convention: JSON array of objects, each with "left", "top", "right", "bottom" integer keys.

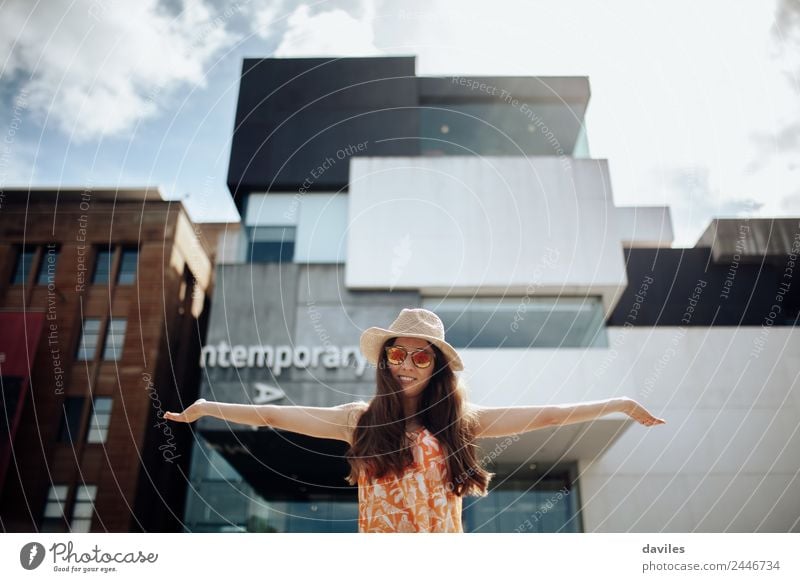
[{"left": 164, "top": 398, "right": 208, "bottom": 424}]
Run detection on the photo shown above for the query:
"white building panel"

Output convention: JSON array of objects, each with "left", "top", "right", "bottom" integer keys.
[
  {"left": 294, "top": 193, "right": 348, "bottom": 263},
  {"left": 615, "top": 206, "right": 675, "bottom": 248},
  {"left": 460, "top": 327, "right": 800, "bottom": 532},
  {"left": 244, "top": 193, "right": 298, "bottom": 226},
  {"left": 347, "top": 156, "right": 672, "bottom": 315}
]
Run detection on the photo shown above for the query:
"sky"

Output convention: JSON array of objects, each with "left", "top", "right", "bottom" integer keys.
[{"left": 1, "top": 0, "right": 799, "bottom": 247}]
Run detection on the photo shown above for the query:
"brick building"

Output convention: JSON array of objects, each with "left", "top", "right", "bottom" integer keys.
[{"left": 0, "top": 188, "right": 230, "bottom": 532}]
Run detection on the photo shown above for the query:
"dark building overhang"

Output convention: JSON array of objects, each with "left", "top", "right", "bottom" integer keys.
[
  {"left": 201, "top": 417, "right": 629, "bottom": 503},
  {"left": 227, "top": 57, "right": 420, "bottom": 211},
  {"left": 201, "top": 429, "right": 356, "bottom": 501},
  {"left": 226, "top": 57, "right": 593, "bottom": 216},
  {"left": 695, "top": 218, "right": 800, "bottom": 266},
  {"left": 609, "top": 229, "right": 800, "bottom": 327}
]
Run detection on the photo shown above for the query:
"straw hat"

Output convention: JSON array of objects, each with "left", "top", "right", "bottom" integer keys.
[{"left": 360, "top": 308, "right": 464, "bottom": 371}]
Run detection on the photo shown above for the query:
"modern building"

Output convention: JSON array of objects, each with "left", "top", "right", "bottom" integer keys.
[
  {"left": 186, "top": 56, "right": 800, "bottom": 533},
  {"left": 0, "top": 189, "right": 228, "bottom": 532}
]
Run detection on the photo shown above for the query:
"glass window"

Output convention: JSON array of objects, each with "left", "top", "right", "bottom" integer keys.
[
  {"left": 70, "top": 484, "right": 97, "bottom": 532},
  {"left": 251, "top": 500, "right": 358, "bottom": 533},
  {"left": 419, "top": 103, "right": 577, "bottom": 157},
  {"left": 247, "top": 226, "right": 295, "bottom": 263},
  {"left": 36, "top": 245, "right": 59, "bottom": 285},
  {"left": 41, "top": 484, "right": 68, "bottom": 532},
  {"left": 92, "top": 249, "right": 114, "bottom": 284},
  {"left": 11, "top": 248, "right": 35, "bottom": 285},
  {"left": 117, "top": 248, "right": 138, "bottom": 284},
  {"left": 102, "top": 318, "right": 126, "bottom": 360},
  {"left": 76, "top": 318, "right": 102, "bottom": 361},
  {"left": 58, "top": 397, "right": 85, "bottom": 443},
  {"left": 86, "top": 397, "right": 112, "bottom": 444},
  {"left": 463, "top": 482, "right": 579, "bottom": 533},
  {"left": 43, "top": 485, "right": 68, "bottom": 518},
  {"left": 423, "top": 296, "right": 607, "bottom": 348}
]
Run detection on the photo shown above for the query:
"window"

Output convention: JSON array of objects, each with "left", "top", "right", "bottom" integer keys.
[
  {"left": 117, "top": 248, "right": 138, "bottom": 284},
  {"left": 70, "top": 484, "right": 97, "bottom": 532},
  {"left": 423, "top": 296, "right": 607, "bottom": 348},
  {"left": 102, "top": 318, "right": 126, "bottom": 360},
  {"left": 92, "top": 249, "right": 114, "bottom": 284},
  {"left": 86, "top": 397, "right": 112, "bottom": 443},
  {"left": 10, "top": 248, "right": 35, "bottom": 285},
  {"left": 58, "top": 397, "right": 85, "bottom": 443},
  {"left": 419, "top": 103, "right": 577, "bottom": 156},
  {"left": 247, "top": 226, "right": 295, "bottom": 263},
  {"left": 75, "top": 317, "right": 127, "bottom": 361},
  {"left": 462, "top": 475, "right": 580, "bottom": 533},
  {"left": 90, "top": 246, "right": 137, "bottom": 285},
  {"left": 41, "top": 485, "right": 68, "bottom": 532},
  {"left": 36, "top": 245, "right": 60, "bottom": 285},
  {"left": 76, "top": 318, "right": 102, "bottom": 360}
]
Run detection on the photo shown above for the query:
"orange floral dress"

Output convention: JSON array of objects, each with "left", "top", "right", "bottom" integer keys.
[{"left": 357, "top": 426, "right": 463, "bottom": 533}]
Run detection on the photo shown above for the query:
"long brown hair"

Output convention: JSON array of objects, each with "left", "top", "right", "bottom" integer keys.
[{"left": 344, "top": 338, "right": 493, "bottom": 497}]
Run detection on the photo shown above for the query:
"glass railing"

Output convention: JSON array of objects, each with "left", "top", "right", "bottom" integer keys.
[{"left": 424, "top": 296, "right": 608, "bottom": 348}]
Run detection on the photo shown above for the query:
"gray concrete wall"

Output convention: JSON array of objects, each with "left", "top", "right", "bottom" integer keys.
[{"left": 198, "top": 263, "right": 418, "bottom": 430}]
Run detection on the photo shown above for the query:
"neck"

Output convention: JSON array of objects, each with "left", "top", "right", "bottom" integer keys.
[{"left": 403, "top": 394, "right": 420, "bottom": 424}]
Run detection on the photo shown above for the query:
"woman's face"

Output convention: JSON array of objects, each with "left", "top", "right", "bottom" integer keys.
[{"left": 387, "top": 337, "right": 436, "bottom": 399}]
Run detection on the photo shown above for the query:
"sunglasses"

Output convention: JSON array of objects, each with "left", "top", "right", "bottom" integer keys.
[{"left": 384, "top": 345, "right": 436, "bottom": 369}]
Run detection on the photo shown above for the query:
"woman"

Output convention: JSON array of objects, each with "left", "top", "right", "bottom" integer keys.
[{"left": 165, "top": 308, "right": 666, "bottom": 533}]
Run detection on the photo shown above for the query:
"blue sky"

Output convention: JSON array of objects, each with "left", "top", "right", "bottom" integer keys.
[{"left": 1, "top": 0, "right": 798, "bottom": 247}]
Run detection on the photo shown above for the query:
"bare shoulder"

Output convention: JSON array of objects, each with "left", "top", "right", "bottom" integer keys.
[
  {"left": 464, "top": 402, "right": 492, "bottom": 436},
  {"left": 465, "top": 401, "right": 485, "bottom": 416}
]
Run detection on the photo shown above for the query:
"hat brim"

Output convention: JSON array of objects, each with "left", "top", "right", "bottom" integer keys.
[{"left": 359, "top": 326, "right": 464, "bottom": 371}]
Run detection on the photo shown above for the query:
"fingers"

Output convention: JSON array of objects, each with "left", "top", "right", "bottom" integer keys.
[{"left": 630, "top": 404, "right": 666, "bottom": 427}]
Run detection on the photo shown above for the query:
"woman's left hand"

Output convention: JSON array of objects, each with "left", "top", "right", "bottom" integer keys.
[{"left": 620, "top": 397, "right": 667, "bottom": 427}]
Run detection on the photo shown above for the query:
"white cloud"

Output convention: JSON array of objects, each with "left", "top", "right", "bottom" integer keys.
[
  {"left": 4, "top": 0, "right": 795, "bottom": 237},
  {"left": 660, "top": 165, "right": 764, "bottom": 247},
  {"left": 273, "top": 2, "right": 380, "bottom": 57},
  {"left": 258, "top": 0, "right": 799, "bottom": 247},
  {"left": 0, "top": 0, "right": 236, "bottom": 141}
]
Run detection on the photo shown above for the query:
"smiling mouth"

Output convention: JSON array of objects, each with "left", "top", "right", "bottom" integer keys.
[{"left": 398, "top": 375, "right": 416, "bottom": 381}]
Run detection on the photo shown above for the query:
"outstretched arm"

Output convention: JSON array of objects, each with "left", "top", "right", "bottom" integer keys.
[
  {"left": 469, "top": 397, "right": 666, "bottom": 438},
  {"left": 164, "top": 399, "right": 366, "bottom": 443}
]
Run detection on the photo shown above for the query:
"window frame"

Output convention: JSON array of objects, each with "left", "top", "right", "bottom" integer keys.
[
  {"left": 35, "top": 244, "right": 60, "bottom": 286},
  {"left": 116, "top": 246, "right": 138, "bottom": 285},
  {"left": 246, "top": 226, "right": 296, "bottom": 263},
  {"left": 9, "top": 246, "right": 36, "bottom": 286},
  {"left": 422, "top": 295, "right": 608, "bottom": 348},
  {"left": 101, "top": 317, "right": 127, "bottom": 361},
  {"left": 91, "top": 247, "right": 115, "bottom": 285},
  {"left": 75, "top": 317, "right": 103, "bottom": 361},
  {"left": 41, "top": 484, "right": 69, "bottom": 532},
  {"left": 86, "top": 397, "right": 113, "bottom": 444},
  {"left": 70, "top": 484, "right": 97, "bottom": 533}
]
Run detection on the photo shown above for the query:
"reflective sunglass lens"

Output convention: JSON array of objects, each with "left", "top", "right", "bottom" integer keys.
[
  {"left": 386, "top": 347, "right": 406, "bottom": 364},
  {"left": 411, "top": 352, "right": 432, "bottom": 367},
  {"left": 385, "top": 346, "right": 434, "bottom": 368}
]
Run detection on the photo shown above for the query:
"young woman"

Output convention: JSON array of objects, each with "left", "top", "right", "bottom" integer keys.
[{"left": 165, "top": 308, "right": 666, "bottom": 533}]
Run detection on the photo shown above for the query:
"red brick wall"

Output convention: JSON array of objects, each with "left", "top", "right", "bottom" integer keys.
[{"left": 0, "top": 195, "right": 214, "bottom": 532}]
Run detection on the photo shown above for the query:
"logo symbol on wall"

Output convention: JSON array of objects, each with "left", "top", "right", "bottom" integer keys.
[
  {"left": 253, "top": 383, "right": 285, "bottom": 404},
  {"left": 20, "top": 542, "right": 46, "bottom": 570}
]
